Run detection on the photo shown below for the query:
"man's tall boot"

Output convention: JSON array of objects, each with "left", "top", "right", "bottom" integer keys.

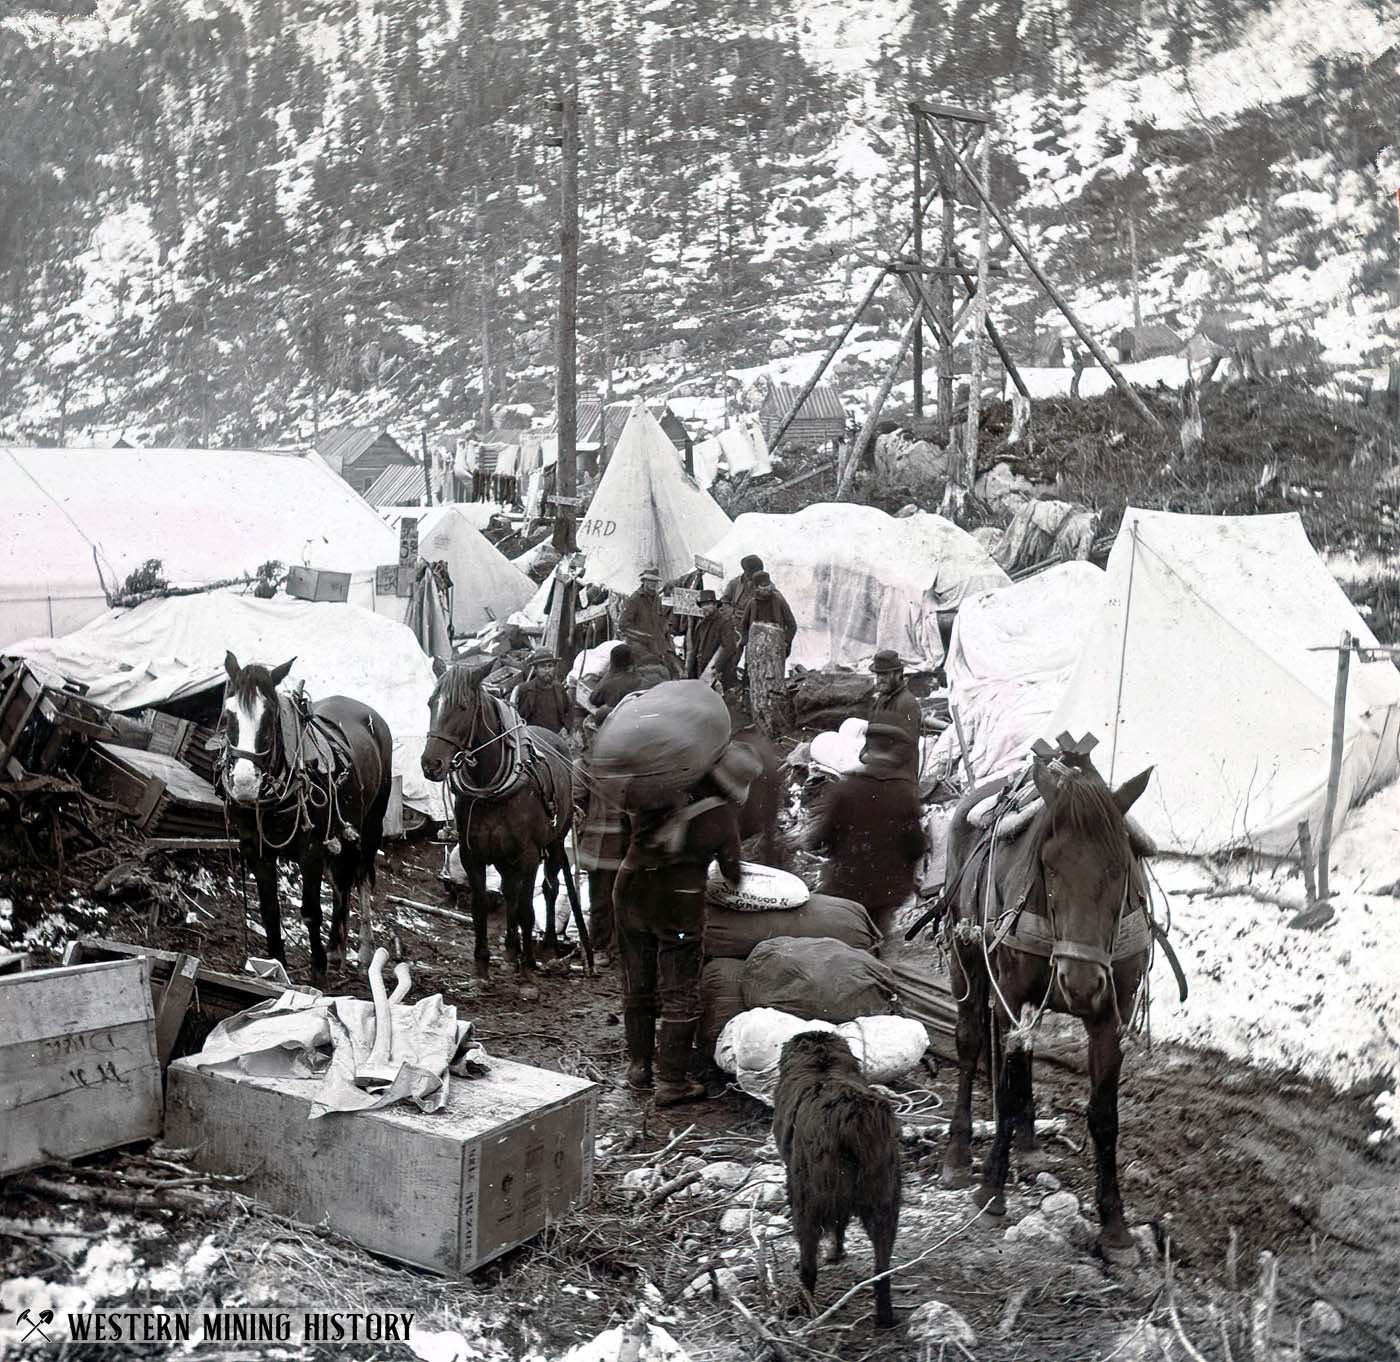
[
  {"left": 623, "top": 1009, "right": 655, "bottom": 1091},
  {"left": 654, "top": 1017, "right": 706, "bottom": 1107}
]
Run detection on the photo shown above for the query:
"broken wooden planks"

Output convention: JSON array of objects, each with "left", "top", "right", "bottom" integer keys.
[{"left": 1, "top": 957, "right": 163, "bottom": 1175}]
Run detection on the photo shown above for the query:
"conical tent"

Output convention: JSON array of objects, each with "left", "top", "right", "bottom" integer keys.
[
  {"left": 414, "top": 505, "right": 536, "bottom": 635},
  {"left": 576, "top": 403, "right": 732, "bottom": 593},
  {"left": 1045, "top": 509, "right": 1400, "bottom": 855}
]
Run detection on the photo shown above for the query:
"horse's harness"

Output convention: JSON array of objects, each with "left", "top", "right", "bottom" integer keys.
[{"left": 217, "top": 684, "right": 359, "bottom": 853}]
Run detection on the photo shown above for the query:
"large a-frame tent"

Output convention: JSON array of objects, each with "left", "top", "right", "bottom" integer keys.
[
  {"left": 414, "top": 505, "right": 536, "bottom": 635},
  {"left": 575, "top": 403, "right": 732, "bottom": 593},
  {"left": 1045, "top": 509, "right": 1400, "bottom": 855}
]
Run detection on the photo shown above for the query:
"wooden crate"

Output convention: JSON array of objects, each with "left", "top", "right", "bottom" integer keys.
[
  {"left": 77, "top": 741, "right": 226, "bottom": 837},
  {"left": 1, "top": 958, "right": 163, "bottom": 1175},
  {"left": 286, "top": 566, "right": 351, "bottom": 604},
  {"left": 0, "top": 660, "right": 117, "bottom": 779},
  {"left": 165, "top": 1057, "right": 598, "bottom": 1275}
]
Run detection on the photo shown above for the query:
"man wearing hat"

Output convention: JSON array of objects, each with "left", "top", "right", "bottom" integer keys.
[
  {"left": 722, "top": 554, "right": 764, "bottom": 618},
  {"left": 614, "top": 743, "right": 756, "bottom": 1106},
  {"left": 510, "top": 649, "right": 571, "bottom": 733},
  {"left": 803, "top": 722, "right": 928, "bottom": 956},
  {"left": 868, "top": 649, "right": 922, "bottom": 779},
  {"left": 738, "top": 570, "right": 798, "bottom": 665},
  {"left": 688, "top": 589, "right": 740, "bottom": 690},
  {"left": 619, "top": 565, "right": 677, "bottom": 673}
]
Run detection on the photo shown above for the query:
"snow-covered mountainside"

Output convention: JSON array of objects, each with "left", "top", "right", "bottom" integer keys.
[{"left": 0, "top": 0, "right": 1394, "bottom": 446}]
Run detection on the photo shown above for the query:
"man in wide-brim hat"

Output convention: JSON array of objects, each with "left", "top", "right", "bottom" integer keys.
[
  {"left": 510, "top": 648, "right": 571, "bottom": 733},
  {"left": 867, "top": 649, "right": 922, "bottom": 779},
  {"left": 804, "top": 721, "right": 927, "bottom": 956},
  {"left": 688, "top": 587, "right": 740, "bottom": 690},
  {"left": 619, "top": 564, "right": 677, "bottom": 674},
  {"left": 722, "top": 553, "right": 765, "bottom": 619}
]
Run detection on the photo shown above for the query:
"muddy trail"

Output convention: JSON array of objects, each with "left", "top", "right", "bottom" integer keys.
[{"left": 4, "top": 840, "right": 1399, "bottom": 1360}]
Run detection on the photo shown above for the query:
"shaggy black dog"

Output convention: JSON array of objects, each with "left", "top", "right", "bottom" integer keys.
[{"left": 772, "top": 1030, "right": 902, "bottom": 1328}]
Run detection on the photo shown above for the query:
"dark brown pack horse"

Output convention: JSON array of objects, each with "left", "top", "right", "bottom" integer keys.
[
  {"left": 936, "top": 751, "right": 1156, "bottom": 1263},
  {"left": 217, "top": 654, "right": 393, "bottom": 987},
  {"left": 421, "top": 658, "right": 587, "bottom": 978}
]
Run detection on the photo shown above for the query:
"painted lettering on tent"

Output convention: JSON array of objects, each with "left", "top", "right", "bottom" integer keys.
[{"left": 579, "top": 519, "right": 617, "bottom": 538}]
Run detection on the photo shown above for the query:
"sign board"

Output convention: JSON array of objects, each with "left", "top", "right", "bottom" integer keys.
[
  {"left": 546, "top": 494, "right": 584, "bottom": 509},
  {"left": 399, "top": 518, "right": 420, "bottom": 565},
  {"left": 376, "top": 565, "right": 399, "bottom": 596},
  {"left": 575, "top": 602, "right": 610, "bottom": 626},
  {"left": 397, "top": 565, "right": 415, "bottom": 597},
  {"left": 667, "top": 587, "right": 705, "bottom": 619},
  {"left": 694, "top": 555, "right": 723, "bottom": 578}
]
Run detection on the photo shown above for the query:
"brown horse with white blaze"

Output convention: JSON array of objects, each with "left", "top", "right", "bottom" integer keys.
[
  {"left": 218, "top": 653, "right": 393, "bottom": 987},
  {"left": 939, "top": 750, "right": 1155, "bottom": 1263},
  {"left": 421, "top": 657, "right": 584, "bottom": 978}
]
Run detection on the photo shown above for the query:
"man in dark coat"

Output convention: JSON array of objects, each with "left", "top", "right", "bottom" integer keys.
[
  {"left": 586, "top": 643, "right": 642, "bottom": 724},
  {"left": 619, "top": 565, "right": 676, "bottom": 672},
  {"left": 804, "top": 723, "right": 928, "bottom": 955},
  {"left": 722, "top": 554, "right": 764, "bottom": 618},
  {"left": 867, "top": 649, "right": 922, "bottom": 780},
  {"left": 739, "top": 571, "right": 798, "bottom": 663},
  {"left": 688, "top": 589, "right": 740, "bottom": 690},
  {"left": 510, "top": 650, "right": 571, "bottom": 733}
]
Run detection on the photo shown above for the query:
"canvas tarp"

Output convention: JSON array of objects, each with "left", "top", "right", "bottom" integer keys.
[
  {"left": 5, "top": 593, "right": 444, "bottom": 813},
  {"left": 411, "top": 506, "right": 536, "bottom": 636},
  {"left": 1045, "top": 509, "right": 1400, "bottom": 855},
  {"left": 706, "top": 503, "right": 1011, "bottom": 670},
  {"left": 0, "top": 445, "right": 404, "bottom": 646},
  {"left": 927, "top": 561, "right": 1107, "bottom": 786},
  {"left": 575, "top": 404, "right": 732, "bottom": 594}
]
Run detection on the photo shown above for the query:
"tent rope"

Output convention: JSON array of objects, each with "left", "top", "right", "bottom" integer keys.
[{"left": 1109, "top": 518, "right": 1140, "bottom": 786}]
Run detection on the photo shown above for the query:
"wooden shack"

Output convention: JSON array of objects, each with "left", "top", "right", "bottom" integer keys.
[
  {"left": 758, "top": 380, "right": 847, "bottom": 448},
  {"left": 316, "top": 425, "right": 417, "bottom": 496}
]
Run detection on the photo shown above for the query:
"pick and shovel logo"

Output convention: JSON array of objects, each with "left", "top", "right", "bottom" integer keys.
[{"left": 14, "top": 1309, "right": 54, "bottom": 1343}]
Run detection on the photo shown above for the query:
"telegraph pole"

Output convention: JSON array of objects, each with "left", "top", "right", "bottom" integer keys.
[{"left": 552, "top": 84, "right": 580, "bottom": 555}]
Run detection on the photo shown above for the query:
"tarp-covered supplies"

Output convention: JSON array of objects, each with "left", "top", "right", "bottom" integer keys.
[
  {"left": 5, "top": 592, "right": 443, "bottom": 812},
  {"left": 699, "top": 958, "right": 747, "bottom": 1055},
  {"left": 704, "top": 893, "right": 878, "bottom": 959},
  {"left": 715, "top": 1008, "right": 930, "bottom": 1103},
  {"left": 1046, "top": 509, "right": 1400, "bottom": 855},
  {"left": 740, "top": 937, "right": 898, "bottom": 1022},
  {"left": 992, "top": 499, "right": 1098, "bottom": 574},
  {"left": 706, "top": 503, "right": 1010, "bottom": 670},
  {"left": 926, "top": 560, "right": 1106, "bottom": 789},
  {"left": 590, "top": 679, "right": 730, "bottom": 810}
]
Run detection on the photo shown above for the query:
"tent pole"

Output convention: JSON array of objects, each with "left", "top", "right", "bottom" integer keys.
[{"left": 1315, "top": 632, "right": 1351, "bottom": 902}]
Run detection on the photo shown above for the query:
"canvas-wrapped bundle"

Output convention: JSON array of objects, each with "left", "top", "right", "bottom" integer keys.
[{"left": 590, "top": 680, "right": 731, "bottom": 810}]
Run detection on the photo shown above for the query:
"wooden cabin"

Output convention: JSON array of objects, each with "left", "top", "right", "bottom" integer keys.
[
  {"left": 757, "top": 380, "right": 847, "bottom": 448},
  {"left": 316, "top": 425, "right": 416, "bottom": 496}
]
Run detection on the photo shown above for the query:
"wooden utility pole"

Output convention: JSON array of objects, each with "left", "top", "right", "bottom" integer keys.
[
  {"left": 479, "top": 261, "right": 494, "bottom": 434},
  {"left": 936, "top": 148, "right": 956, "bottom": 438},
  {"left": 912, "top": 108, "right": 924, "bottom": 418},
  {"left": 946, "top": 128, "right": 991, "bottom": 520},
  {"left": 552, "top": 83, "right": 580, "bottom": 556},
  {"left": 420, "top": 429, "right": 434, "bottom": 505}
]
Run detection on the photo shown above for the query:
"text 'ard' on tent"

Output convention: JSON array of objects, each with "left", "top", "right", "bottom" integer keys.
[
  {"left": 707, "top": 503, "right": 1010, "bottom": 671},
  {"left": 0, "top": 445, "right": 403, "bottom": 647},
  {"left": 574, "top": 402, "right": 732, "bottom": 594},
  {"left": 1045, "top": 508, "right": 1400, "bottom": 856}
]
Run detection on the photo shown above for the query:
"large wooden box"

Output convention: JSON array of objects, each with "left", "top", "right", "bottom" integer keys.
[
  {"left": 1, "top": 958, "right": 163, "bottom": 1175},
  {"left": 286, "top": 566, "right": 351, "bottom": 603},
  {"left": 165, "top": 1056, "right": 597, "bottom": 1275}
]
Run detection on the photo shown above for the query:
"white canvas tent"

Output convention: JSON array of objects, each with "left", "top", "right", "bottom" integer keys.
[
  {"left": 707, "top": 503, "right": 1010, "bottom": 670},
  {"left": 1046, "top": 509, "right": 1400, "bottom": 855},
  {"left": 6, "top": 593, "right": 444, "bottom": 813},
  {"left": 0, "top": 445, "right": 403, "bottom": 646},
  {"left": 410, "top": 506, "right": 536, "bottom": 635},
  {"left": 576, "top": 403, "right": 732, "bottom": 594},
  {"left": 930, "top": 561, "right": 1107, "bottom": 786}
]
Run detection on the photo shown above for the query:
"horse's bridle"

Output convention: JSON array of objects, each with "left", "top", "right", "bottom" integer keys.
[
  {"left": 218, "top": 688, "right": 288, "bottom": 801},
  {"left": 427, "top": 690, "right": 482, "bottom": 771}
]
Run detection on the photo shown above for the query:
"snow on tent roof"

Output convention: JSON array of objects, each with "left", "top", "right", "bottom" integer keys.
[
  {"left": 706, "top": 503, "right": 1010, "bottom": 670},
  {"left": 576, "top": 403, "right": 732, "bottom": 594},
  {"left": 6, "top": 592, "right": 442, "bottom": 813},
  {"left": 0, "top": 445, "right": 401, "bottom": 646},
  {"left": 1045, "top": 508, "right": 1400, "bottom": 855},
  {"left": 414, "top": 505, "right": 536, "bottom": 635}
]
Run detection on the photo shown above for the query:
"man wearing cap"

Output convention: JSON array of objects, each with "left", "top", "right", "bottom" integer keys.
[
  {"left": 619, "top": 566, "right": 676, "bottom": 673},
  {"left": 738, "top": 571, "right": 798, "bottom": 664},
  {"left": 688, "top": 589, "right": 740, "bottom": 690},
  {"left": 510, "top": 650, "right": 571, "bottom": 734},
  {"left": 614, "top": 743, "right": 755, "bottom": 1106},
  {"left": 868, "top": 650, "right": 922, "bottom": 779},
  {"left": 803, "top": 722, "right": 928, "bottom": 956},
  {"left": 722, "top": 554, "right": 764, "bottom": 618}
]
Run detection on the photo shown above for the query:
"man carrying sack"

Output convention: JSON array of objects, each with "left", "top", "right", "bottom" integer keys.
[
  {"left": 613, "top": 742, "right": 760, "bottom": 1106},
  {"left": 803, "top": 723, "right": 928, "bottom": 957}
]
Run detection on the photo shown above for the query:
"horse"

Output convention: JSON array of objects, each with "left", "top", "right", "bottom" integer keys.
[
  {"left": 936, "top": 748, "right": 1155, "bottom": 1264},
  {"left": 217, "top": 653, "right": 393, "bottom": 987},
  {"left": 420, "top": 657, "right": 584, "bottom": 979}
]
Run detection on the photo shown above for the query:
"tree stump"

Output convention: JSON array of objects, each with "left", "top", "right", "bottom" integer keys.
[
  {"left": 746, "top": 622, "right": 794, "bottom": 740},
  {"left": 1179, "top": 377, "right": 1203, "bottom": 462}
]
